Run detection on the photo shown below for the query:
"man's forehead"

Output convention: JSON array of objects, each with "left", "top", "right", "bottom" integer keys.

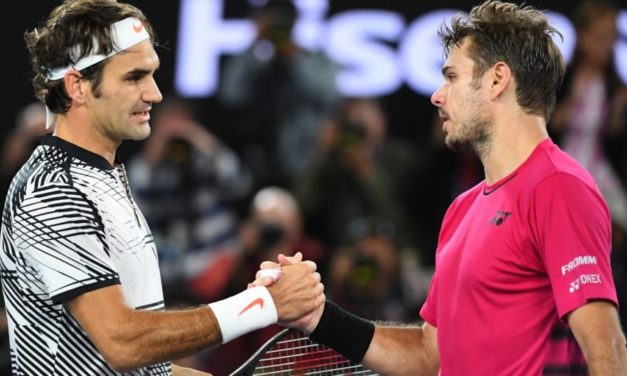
[{"left": 442, "top": 41, "right": 473, "bottom": 70}]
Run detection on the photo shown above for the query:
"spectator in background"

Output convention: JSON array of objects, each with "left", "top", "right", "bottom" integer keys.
[
  {"left": 551, "top": 0, "right": 627, "bottom": 233},
  {"left": 226, "top": 186, "right": 326, "bottom": 293},
  {"left": 201, "top": 186, "right": 326, "bottom": 375},
  {"left": 0, "top": 102, "right": 47, "bottom": 199},
  {"left": 127, "top": 97, "right": 253, "bottom": 301},
  {"left": 295, "top": 98, "right": 421, "bottom": 255},
  {"left": 295, "top": 98, "right": 431, "bottom": 317},
  {"left": 326, "top": 221, "right": 408, "bottom": 321},
  {"left": 550, "top": 0, "right": 627, "bottom": 328},
  {"left": 219, "top": 0, "right": 340, "bottom": 187}
]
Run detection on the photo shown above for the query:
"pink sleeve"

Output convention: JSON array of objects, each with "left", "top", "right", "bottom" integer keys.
[
  {"left": 419, "top": 197, "right": 463, "bottom": 327},
  {"left": 531, "top": 172, "right": 617, "bottom": 318},
  {"left": 420, "top": 272, "right": 438, "bottom": 327}
]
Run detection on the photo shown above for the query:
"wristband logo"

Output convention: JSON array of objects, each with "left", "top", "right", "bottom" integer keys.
[{"left": 239, "top": 298, "right": 264, "bottom": 316}]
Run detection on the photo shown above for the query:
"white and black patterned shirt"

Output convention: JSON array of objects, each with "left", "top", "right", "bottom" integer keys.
[{"left": 0, "top": 136, "right": 171, "bottom": 375}]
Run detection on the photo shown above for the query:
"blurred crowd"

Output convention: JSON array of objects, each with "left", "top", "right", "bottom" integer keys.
[{"left": 1, "top": 0, "right": 626, "bottom": 374}]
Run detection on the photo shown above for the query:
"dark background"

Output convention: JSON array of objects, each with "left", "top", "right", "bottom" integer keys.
[{"left": 6, "top": 0, "right": 625, "bottom": 157}]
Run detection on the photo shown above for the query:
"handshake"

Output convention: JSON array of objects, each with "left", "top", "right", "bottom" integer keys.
[
  {"left": 251, "top": 251, "right": 325, "bottom": 333},
  {"left": 208, "top": 252, "right": 325, "bottom": 343},
  {"left": 206, "top": 250, "right": 375, "bottom": 374}
]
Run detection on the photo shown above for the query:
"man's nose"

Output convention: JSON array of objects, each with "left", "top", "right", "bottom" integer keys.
[{"left": 431, "top": 83, "right": 446, "bottom": 107}]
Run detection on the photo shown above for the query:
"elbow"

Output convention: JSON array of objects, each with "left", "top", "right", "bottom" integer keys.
[
  {"left": 93, "top": 329, "right": 146, "bottom": 372},
  {"left": 100, "top": 341, "right": 144, "bottom": 372}
]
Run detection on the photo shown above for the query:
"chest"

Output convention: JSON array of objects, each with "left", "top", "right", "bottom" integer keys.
[
  {"left": 437, "top": 190, "right": 545, "bottom": 292},
  {"left": 85, "top": 170, "right": 162, "bottom": 307}
]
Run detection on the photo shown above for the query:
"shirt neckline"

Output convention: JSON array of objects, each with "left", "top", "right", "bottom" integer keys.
[
  {"left": 40, "top": 135, "right": 115, "bottom": 171},
  {"left": 482, "top": 138, "right": 553, "bottom": 195}
]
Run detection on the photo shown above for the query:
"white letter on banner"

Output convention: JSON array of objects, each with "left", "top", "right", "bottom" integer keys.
[{"left": 326, "top": 10, "right": 405, "bottom": 96}]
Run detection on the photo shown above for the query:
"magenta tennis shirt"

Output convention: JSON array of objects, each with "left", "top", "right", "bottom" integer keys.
[{"left": 420, "top": 138, "right": 617, "bottom": 375}]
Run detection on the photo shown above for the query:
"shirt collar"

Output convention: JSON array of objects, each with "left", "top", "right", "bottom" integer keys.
[{"left": 40, "top": 135, "right": 115, "bottom": 171}]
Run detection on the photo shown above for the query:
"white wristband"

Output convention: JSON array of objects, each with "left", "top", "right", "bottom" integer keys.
[{"left": 208, "top": 286, "right": 278, "bottom": 343}]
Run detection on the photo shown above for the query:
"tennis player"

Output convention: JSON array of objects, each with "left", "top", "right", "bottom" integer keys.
[
  {"left": 0, "top": 1, "right": 324, "bottom": 375},
  {"left": 258, "top": 1, "right": 627, "bottom": 375}
]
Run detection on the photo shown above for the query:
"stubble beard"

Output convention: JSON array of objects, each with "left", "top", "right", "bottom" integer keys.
[
  {"left": 444, "top": 81, "right": 492, "bottom": 157},
  {"left": 444, "top": 113, "right": 492, "bottom": 158}
]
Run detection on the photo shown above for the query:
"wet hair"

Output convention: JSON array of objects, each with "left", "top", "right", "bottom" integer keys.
[
  {"left": 25, "top": 0, "right": 156, "bottom": 114},
  {"left": 439, "top": 0, "right": 565, "bottom": 120}
]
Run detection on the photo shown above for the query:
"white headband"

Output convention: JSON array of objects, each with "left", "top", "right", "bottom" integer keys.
[{"left": 45, "top": 17, "right": 150, "bottom": 129}]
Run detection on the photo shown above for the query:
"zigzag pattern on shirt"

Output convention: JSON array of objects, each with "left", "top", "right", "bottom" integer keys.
[{"left": 1, "top": 143, "right": 170, "bottom": 375}]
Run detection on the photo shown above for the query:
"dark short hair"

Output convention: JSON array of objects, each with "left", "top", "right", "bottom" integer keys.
[
  {"left": 25, "top": 0, "right": 156, "bottom": 114},
  {"left": 439, "top": 0, "right": 565, "bottom": 121}
]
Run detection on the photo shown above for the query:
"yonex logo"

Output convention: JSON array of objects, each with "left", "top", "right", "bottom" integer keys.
[
  {"left": 489, "top": 211, "right": 512, "bottom": 226},
  {"left": 569, "top": 274, "right": 602, "bottom": 293}
]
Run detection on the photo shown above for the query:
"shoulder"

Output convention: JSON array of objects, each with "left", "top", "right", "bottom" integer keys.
[
  {"left": 530, "top": 141, "right": 604, "bottom": 208},
  {"left": 532, "top": 170, "right": 608, "bottom": 217},
  {"left": 14, "top": 145, "right": 106, "bottom": 209},
  {"left": 439, "top": 182, "right": 483, "bottom": 230},
  {"left": 447, "top": 182, "right": 484, "bottom": 216},
  {"left": 526, "top": 140, "right": 597, "bottom": 189}
]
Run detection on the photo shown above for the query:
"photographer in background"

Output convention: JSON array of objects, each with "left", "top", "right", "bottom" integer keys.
[
  {"left": 200, "top": 187, "right": 326, "bottom": 374},
  {"left": 227, "top": 186, "right": 326, "bottom": 299},
  {"left": 327, "top": 216, "right": 408, "bottom": 321},
  {"left": 127, "top": 97, "right": 253, "bottom": 302},
  {"left": 219, "top": 0, "right": 340, "bottom": 188},
  {"left": 296, "top": 98, "right": 422, "bottom": 255}
]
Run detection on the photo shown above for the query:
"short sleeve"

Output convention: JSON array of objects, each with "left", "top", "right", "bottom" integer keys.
[
  {"left": 14, "top": 182, "right": 120, "bottom": 303},
  {"left": 530, "top": 172, "right": 617, "bottom": 318},
  {"left": 419, "top": 194, "right": 472, "bottom": 327},
  {"left": 419, "top": 272, "right": 439, "bottom": 327}
]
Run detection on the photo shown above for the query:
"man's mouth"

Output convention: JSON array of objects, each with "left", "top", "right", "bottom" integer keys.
[{"left": 132, "top": 110, "right": 151, "bottom": 122}]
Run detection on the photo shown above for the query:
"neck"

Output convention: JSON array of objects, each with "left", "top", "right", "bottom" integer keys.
[
  {"left": 53, "top": 113, "right": 119, "bottom": 166},
  {"left": 479, "top": 108, "right": 548, "bottom": 185}
]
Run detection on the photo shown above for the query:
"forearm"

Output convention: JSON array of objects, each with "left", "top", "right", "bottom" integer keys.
[
  {"left": 307, "top": 301, "right": 438, "bottom": 376},
  {"left": 363, "top": 325, "right": 439, "bottom": 376},
  {"left": 569, "top": 302, "right": 627, "bottom": 376},
  {"left": 583, "top": 334, "right": 627, "bottom": 376},
  {"left": 105, "top": 307, "right": 221, "bottom": 371}
]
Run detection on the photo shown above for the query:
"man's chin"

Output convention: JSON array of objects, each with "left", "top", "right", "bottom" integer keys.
[
  {"left": 128, "top": 123, "right": 151, "bottom": 141},
  {"left": 445, "top": 136, "right": 470, "bottom": 152}
]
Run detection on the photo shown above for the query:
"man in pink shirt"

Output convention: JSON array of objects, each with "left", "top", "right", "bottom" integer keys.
[{"left": 258, "top": 0, "right": 627, "bottom": 374}]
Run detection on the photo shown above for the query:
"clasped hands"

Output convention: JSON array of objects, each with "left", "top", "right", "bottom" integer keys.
[{"left": 249, "top": 252, "right": 325, "bottom": 333}]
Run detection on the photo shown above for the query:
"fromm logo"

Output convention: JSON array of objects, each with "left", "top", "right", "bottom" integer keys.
[{"left": 489, "top": 211, "right": 512, "bottom": 226}]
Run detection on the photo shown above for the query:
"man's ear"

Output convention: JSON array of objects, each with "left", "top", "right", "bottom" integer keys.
[
  {"left": 488, "top": 62, "right": 512, "bottom": 100},
  {"left": 63, "top": 70, "right": 90, "bottom": 105}
]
